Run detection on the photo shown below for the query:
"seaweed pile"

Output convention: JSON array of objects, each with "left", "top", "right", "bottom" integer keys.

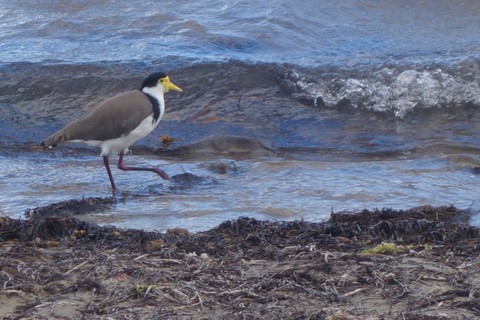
[{"left": 1, "top": 202, "right": 480, "bottom": 319}]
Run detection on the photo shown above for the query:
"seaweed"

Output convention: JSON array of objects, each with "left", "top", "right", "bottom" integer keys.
[{"left": 1, "top": 202, "right": 479, "bottom": 319}]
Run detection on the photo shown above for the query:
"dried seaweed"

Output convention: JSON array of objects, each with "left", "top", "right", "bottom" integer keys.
[{"left": 1, "top": 204, "right": 479, "bottom": 319}]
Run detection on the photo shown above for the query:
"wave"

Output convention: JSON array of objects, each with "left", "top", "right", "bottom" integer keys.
[
  {"left": 1, "top": 59, "right": 480, "bottom": 157},
  {"left": 2, "top": 58, "right": 480, "bottom": 119},
  {"left": 278, "top": 58, "right": 480, "bottom": 118}
]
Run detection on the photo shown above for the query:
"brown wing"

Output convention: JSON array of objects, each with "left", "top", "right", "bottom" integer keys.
[{"left": 42, "top": 90, "right": 152, "bottom": 146}]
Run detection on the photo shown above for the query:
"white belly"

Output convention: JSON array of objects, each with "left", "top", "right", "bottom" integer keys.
[{"left": 75, "top": 114, "right": 159, "bottom": 156}]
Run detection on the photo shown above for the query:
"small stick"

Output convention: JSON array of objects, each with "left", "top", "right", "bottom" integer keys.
[{"left": 66, "top": 260, "right": 89, "bottom": 274}]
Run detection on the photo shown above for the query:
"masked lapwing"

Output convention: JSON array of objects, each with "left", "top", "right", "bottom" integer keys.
[{"left": 41, "top": 72, "right": 183, "bottom": 192}]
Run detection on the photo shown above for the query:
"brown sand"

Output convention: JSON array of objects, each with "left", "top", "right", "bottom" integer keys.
[{"left": 1, "top": 201, "right": 480, "bottom": 319}]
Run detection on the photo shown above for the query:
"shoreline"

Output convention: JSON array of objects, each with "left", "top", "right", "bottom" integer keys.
[{"left": 1, "top": 204, "right": 479, "bottom": 319}]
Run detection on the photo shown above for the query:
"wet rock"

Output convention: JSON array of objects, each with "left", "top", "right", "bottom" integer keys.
[
  {"left": 158, "top": 135, "right": 274, "bottom": 158},
  {"left": 171, "top": 172, "right": 208, "bottom": 185},
  {"left": 25, "top": 197, "right": 114, "bottom": 218},
  {"left": 471, "top": 167, "right": 480, "bottom": 174},
  {"left": 169, "top": 172, "right": 215, "bottom": 191},
  {"left": 203, "top": 160, "right": 238, "bottom": 174}
]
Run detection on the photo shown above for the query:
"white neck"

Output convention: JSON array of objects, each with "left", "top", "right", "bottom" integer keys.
[{"left": 142, "top": 86, "right": 166, "bottom": 120}]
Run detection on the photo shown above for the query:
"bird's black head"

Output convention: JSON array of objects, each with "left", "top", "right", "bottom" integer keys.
[{"left": 141, "top": 72, "right": 167, "bottom": 89}]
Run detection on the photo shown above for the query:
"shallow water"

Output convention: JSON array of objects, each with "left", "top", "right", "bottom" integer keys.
[
  {"left": 1, "top": 1, "right": 480, "bottom": 231},
  {"left": 1, "top": 143, "right": 479, "bottom": 232}
]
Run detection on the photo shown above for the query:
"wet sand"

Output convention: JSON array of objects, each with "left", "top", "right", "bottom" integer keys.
[{"left": 1, "top": 201, "right": 480, "bottom": 319}]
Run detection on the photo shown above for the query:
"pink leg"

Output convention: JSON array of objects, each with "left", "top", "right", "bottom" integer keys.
[
  {"left": 117, "top": 151, "right": 171, "bottom": 180},
  {"left": 103, "top": 155, "right": 117, "bottom": 192}
]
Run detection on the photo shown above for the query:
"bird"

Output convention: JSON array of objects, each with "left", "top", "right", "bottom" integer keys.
[{"left": 41, "top": 72, "right": 183, "bottom": 192}]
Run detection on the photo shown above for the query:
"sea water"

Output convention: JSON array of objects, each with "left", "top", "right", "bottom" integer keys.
[{"left": 1, "top": 1, "right": 480, "bottom": 231}]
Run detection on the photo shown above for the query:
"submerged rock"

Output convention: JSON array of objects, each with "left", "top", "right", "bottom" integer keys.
[{"left": 158, "top": 135, "right": 274, "bottom": 158}]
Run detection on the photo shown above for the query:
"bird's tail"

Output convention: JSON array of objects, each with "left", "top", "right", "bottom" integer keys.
[{"left": 41, "top": 132, "right": 63, "bottom": 148}]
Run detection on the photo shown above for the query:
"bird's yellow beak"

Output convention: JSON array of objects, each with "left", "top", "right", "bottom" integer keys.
[{"left": 160, "top": 76, "right": 183, "bottom": 93}]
